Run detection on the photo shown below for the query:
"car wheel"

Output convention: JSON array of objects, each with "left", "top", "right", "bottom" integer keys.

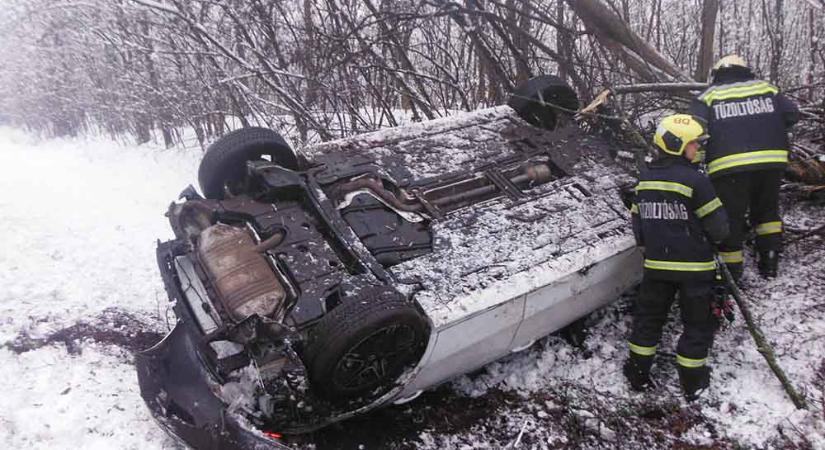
[
  {"left": 198, "top": 127, "right": 300, "bottom": 199},
  {"left": 508, "top": 75, "right": 579, "bottom": 130},
  {"left": 304, "top": 288, "right": 429, "bottom": 402}
]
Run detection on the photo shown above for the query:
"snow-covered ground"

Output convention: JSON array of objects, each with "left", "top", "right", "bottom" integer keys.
[
  {"left": 0, "top": 127, "right": 194, "bottom": 449},
  {"left": 1, "top": 126, "right": 823, "bottom": 449}
]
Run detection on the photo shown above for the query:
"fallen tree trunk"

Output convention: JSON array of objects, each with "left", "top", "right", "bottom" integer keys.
[
  {"left": 715, "top": 255, "right": 808, "bottom": 410},
  {"left": 611, "top": 82, "right": 709, "bottom": 94},
  {"left": 563, "top": 0, "right": 690, "bottom": 82}
]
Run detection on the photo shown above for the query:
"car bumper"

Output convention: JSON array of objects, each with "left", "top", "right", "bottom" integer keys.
[
  {"left": 136, "top": 324, "right": 289, "bottom": 449},
  {"left": 137, "top": 240, "right": 290, "bottom": 449}
]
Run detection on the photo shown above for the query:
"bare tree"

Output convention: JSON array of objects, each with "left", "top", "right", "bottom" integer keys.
[
  {"left": 0, "top": 0, "right": 821, "bottom": 145},
  {"left": 694, "top": 0, "right": 719, "bottom": 82}
]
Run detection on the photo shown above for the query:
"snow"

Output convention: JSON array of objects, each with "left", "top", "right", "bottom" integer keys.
[
  {"left": 431, "top": 196, "right": 825, "bottom": 449},
  {"left": 307, "top": 104, "right": 638, "bottom": 328},
  {"left": 305, "top": 106, "right": 533, "bottom": 183},
  {"left": 0, "top": 345, "right": 169, "bottom": 449},
  {"left": 0, "top": 128, "right": 199, "bottom": 339},
  {"left": 1, "top": 126, "right": 823, "bottom": 449},
  {"left": 391, "top": 178, "right": 634, "bottom": 328},
  {"left": 0, "top": 127, "right": 196, "bottom": 448}
]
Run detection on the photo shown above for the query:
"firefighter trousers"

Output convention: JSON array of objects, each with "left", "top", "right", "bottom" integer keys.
[
  {"left": 712, "top": 169, "right": 783, "bottom": 275},
  {"left": 628, "top": 277, "right": 717, "bottom": 366}
]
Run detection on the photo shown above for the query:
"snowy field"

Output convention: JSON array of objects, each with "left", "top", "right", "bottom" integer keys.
[
  {"left": 0, "top": 127, "right": 192, "bottom": 449},
  {"left": 1, "top": 126, "right": 824, "bottom": 449}
]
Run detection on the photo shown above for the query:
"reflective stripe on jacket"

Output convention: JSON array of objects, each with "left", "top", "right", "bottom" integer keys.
[
  {"left": 690, "top": 77, "right": 799, "bottom": 178},
  {"left": 631, "top": 157, "right": 729, "bottom": 281}
]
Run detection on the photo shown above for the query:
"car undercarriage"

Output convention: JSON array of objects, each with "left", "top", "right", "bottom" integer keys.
[{"left": 136, "top": 75, "right": 642, "bottom": 449}]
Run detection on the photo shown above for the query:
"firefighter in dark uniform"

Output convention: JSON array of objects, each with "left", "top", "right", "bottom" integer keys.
[
  {"left": 690, "top": 55, "right": 800, "bottom": 279},
  {"left": 624, "top": 114, "right": 730, "bottom": 400}
]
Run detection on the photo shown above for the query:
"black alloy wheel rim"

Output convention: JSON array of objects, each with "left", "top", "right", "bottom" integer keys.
[{"left": 332, "top": 323, "right": 419, "bottom": 393}]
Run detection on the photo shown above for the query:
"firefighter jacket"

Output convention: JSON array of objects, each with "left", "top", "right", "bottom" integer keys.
[
  {"left": 631, "top": 157, "right": 730, "bottom": 281},
  {"left": 690, "top": 73, "right": 800, "bottom": 178}
]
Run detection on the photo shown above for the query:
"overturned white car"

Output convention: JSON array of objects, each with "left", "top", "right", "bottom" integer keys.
[{"left": 136, "top": 76, "right": 642, "bottom": 449}]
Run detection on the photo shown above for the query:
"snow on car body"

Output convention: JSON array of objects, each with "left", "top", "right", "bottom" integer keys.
[
  {"left": 305, "top": 105, "right": 641, "bottom": 401},
  {"left": 136, "top": 77, "right": 642, "bottom": 449}
]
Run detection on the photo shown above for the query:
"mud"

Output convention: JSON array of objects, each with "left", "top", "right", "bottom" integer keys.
[
  {"left": 285, "top": 378, "right": 739, "bottom": 450},
  {"left": 286, "top": 387, "right": 522, "bottom": 449},
  {"left": 4, "top": 308, "right": 162, "bottom": 355}
]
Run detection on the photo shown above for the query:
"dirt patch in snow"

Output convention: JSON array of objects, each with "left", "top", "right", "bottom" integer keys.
[
  {"left": 286, "top": 387, "right": 521, "bottom": 449},
  {"left": 289, "top": 377, "right": 741, "bottom": 449},
  {"left": 4, "top": 308, "right": 162, "bottom": 355}
]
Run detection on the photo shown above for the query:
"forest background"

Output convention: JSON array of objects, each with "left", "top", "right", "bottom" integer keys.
[{"left": 0, "top": 0, "right": 823, "bottom": 147}]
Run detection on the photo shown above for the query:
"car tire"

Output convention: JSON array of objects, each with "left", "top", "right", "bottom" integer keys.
[
  {"left": 508, "top": 75, "right": 579, "bottom": 130},
  {"left": 198, "top": 127, "right": 300, "bottom": 199},
  {"left": 304, "top": 288, "right": 429, "bottom": 402}
]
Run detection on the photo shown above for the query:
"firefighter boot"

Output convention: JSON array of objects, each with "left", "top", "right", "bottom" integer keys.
[
  {"left": 677, "top": 366, "right": 711, "bottom": 401},
  {"left": 623, "top": 354, "right": 654, "bottom": 392},
  {"left": 758, "top": 250, "right": 779, "bottom": 279}
]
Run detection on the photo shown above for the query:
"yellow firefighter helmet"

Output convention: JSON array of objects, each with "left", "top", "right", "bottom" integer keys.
[
  {"left": 653, "top": 114, "right": 709, "bottom": 156},
  {"left": 712, "top": 54, "right": 748, "bottom": 72}
]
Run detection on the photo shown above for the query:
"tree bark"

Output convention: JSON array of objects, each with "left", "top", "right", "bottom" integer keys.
[
  {"left": 563, "top": 0, "right": 690, "bottom": 82},
  {"left": 694, "top": 0, "right": 719, "bottom": 82},
  {"left": 363, "top": 0, "right": 437, "bottom": 119},
  {"left": 556, "top": 1, "right": 571, "bottom": 82},
  {"left": 449, "top": 0, "right": 514, "bottom": 102},
  {"left": 505, "top": 0, "right": 532, "bottom": 82},
  {"left": 716, "top": 256, "right": 808, "bottom": 410}
]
